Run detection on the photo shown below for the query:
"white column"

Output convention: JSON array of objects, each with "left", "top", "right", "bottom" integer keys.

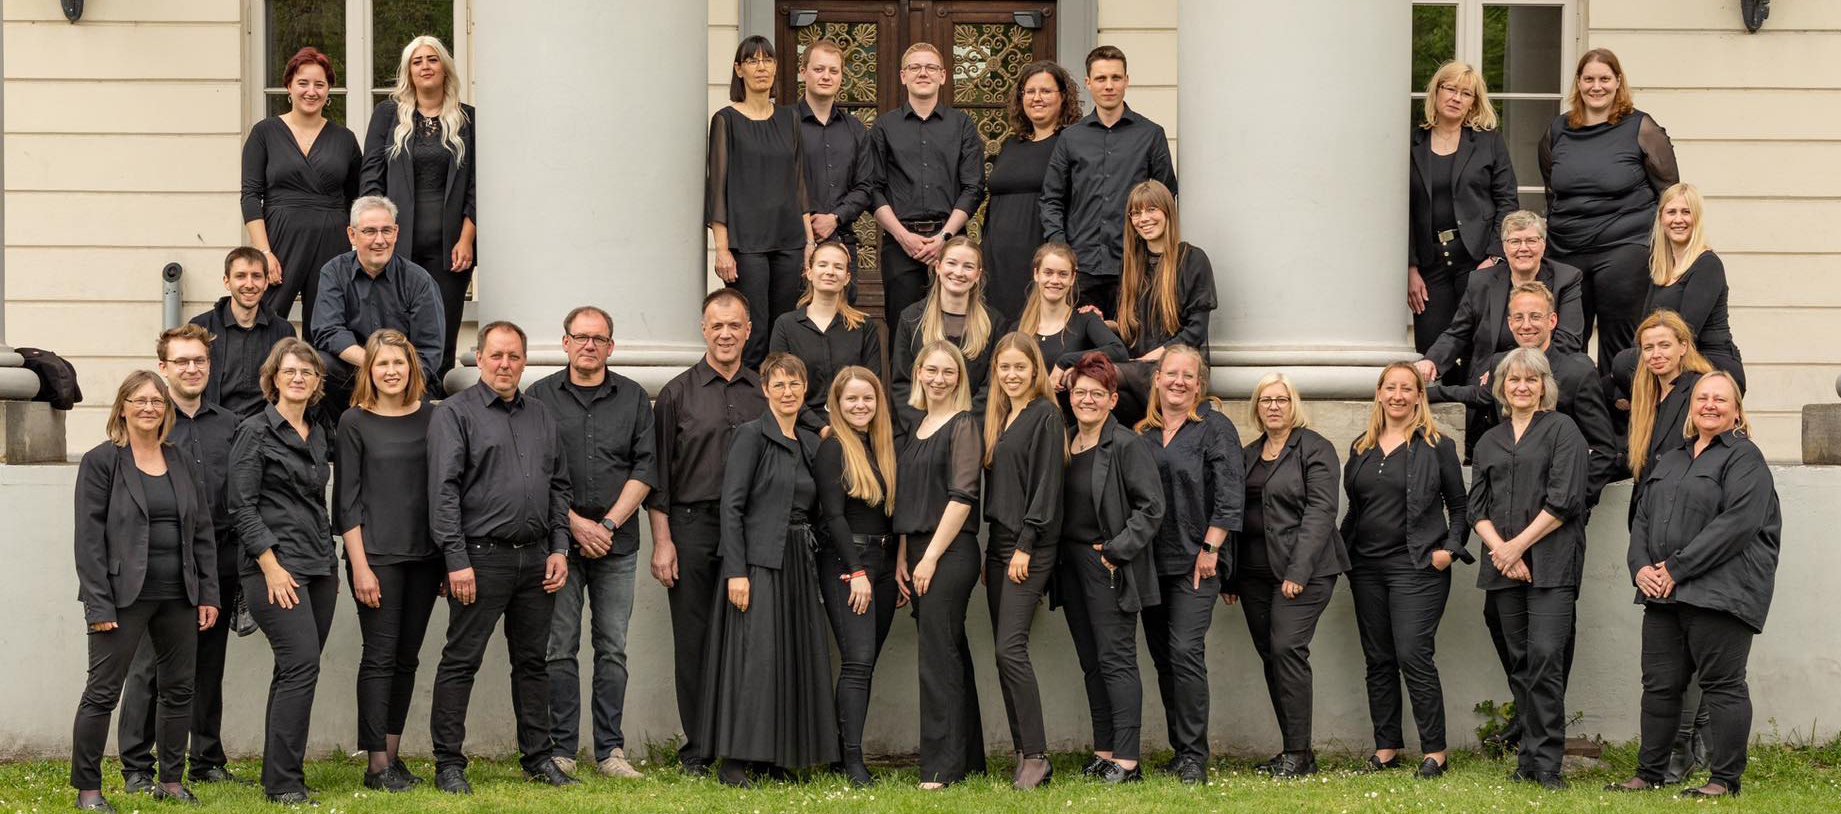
[
  {"left": 456, "top": 0, "right": 710, "bottom": 392},
  {"left": 1179, "top": 0, "right": 1414, "bottom": 398}
]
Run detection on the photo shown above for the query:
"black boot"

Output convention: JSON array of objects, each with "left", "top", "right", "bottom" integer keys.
[{"left": 841, "top": 747, "right": 873, "bottom": 788}]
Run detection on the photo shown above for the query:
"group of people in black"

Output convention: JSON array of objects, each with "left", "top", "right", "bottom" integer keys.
[{"left": 63, "top": 33, "right": 1781, "bottom": 813}]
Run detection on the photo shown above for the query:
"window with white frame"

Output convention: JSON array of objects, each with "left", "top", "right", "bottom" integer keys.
[
  {"left": 250, "top": 0, "right": 468, "bottom": 140},
  {"left": 1411, "top": 0, "right": 1578, "bottom": 213}
]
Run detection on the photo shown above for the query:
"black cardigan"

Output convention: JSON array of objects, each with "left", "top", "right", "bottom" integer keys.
[
  {"left": 74, "top": 442, "right": 220, "bottom": 625},
  {"left": 1408, "top": 125, "right": 1519, "bottom": 266},
  {"left": 360, "top": 100, "right": 478, "bottom": 267},
  {"left": 1628, "top": 431, "right": 1780, "bottom": 632},
  {"left": 1065, "top": 417, "right": 1166, "bottom": 613},
  {"left": 1422, "top": 258, "right": 1586, "bottom": 376},
  {"left": 1240, "top": 428, "right": 1351, "bottom": 584},
  {"left": 1339, "top": 429, "right": 1474, "bottom": 570},
  {"left": 718, "top": 413, "right": 823, "bottom": 579}
]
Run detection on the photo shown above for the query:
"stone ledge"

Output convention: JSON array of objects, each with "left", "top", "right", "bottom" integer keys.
[
  {"left": 0, "top": 401, "right": 68, "bottom": 464},
  {"left": 1800, "top": 403, "right": 1841, "bottom": 464}
]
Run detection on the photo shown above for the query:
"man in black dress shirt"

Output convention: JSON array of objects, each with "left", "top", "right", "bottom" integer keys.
[
  {"left": 190, "top": 246, "right": 297, "bottom": 420},
  {"left": 310, "top": 196, "right": 446, "bottom": 407},
  {"left": 526, "top": 306, "right": 656, "bottom": 779},
  {"left": 799, "top": 39, "right": 876, "bottom": 299},
  {"left": 868, "top": 42, "right": 987, "bottom": 325},
  {"left": 427, "top": 321, "right": 578, "bottom": 794},
  {"left": 644, "top": 289, "right": 765, "bottom": 775},
  {"left": 1040, "top": 46, "right": 1178, "bottom": 315},
  {"left": 115, "top": 324, "right": 243, "bottom": 791}
]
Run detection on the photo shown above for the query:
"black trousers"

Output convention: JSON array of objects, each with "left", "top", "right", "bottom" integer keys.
[
  {"left": 430, "top": 541, "right": 557, "bottom": 775},
  {"left": 1067, "top": 544, "right": 1145, "bottom": 761},
  {"left": 1413, "top": 252, "right": 1476, "bottom": 387},
  {"left": 663, "top": 502, "right": 722, "bottom": 766},
  {"left": 408, "top": 242, "right": 470, "bottom": 383},
  {"left": 1552, "top": 242, "right": 1649, "bottom": 375},
  {"left": 908, "top": 531, "right": 985, "bottom": 785},
  {"left": 1637, "top": 603, "right": 1755, "bottom": 791},
  {"left": 244, "top": 572, "right": 337, "bottom": 795},
  {"left": 1483, "top": 577, "right": 1578, "bottom": 737},
  {"left": 879, "top": 232, "right": 930, "bottom": 328},
  {"left": 350, "top": 558, "right": 443, "bottom": 752},
  {"left": 1238, "top": 569, "right": 1336, "bottom": 752},
  {"left": 1076, "top": 272, "right": 1120, "bottom": 320},
  {"left": 1486, "top": 584, "right": 1577, "bottom": 777},
  {"left": 119, "top": 556, "right": 238, "bottom": 777},
  {"left": 70, "top": 599, "right": 197, "bottom": 790},
  {"left": 1142, "top": 570, "right": 1217, "bottom": 762},
  {"left": 1349, "top": 554, "right": 1452, "bottom": 753},
  {"left": 819, "top": 534, "right": 899, "bottom": 757},
  {"left": 730, "top": 248, "right": 805, "bottom": 370},
  {"left": 260, "top": 205, "right": 348, "bottom": 329},
  {"left": 984, "top": 527, "right": 1055, "bottom": 756}
]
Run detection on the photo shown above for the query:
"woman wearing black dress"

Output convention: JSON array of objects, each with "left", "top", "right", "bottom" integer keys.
[
  {"left": 814, "top": 366, "right": 899, "bottom": 787},
  {"left": 701, "top": 353, "right": 836, "bottom": 787},
  {"left": 1229, "top": 372, "right": 1349, "bottom": 779},
  {"left": 1539, "top": 48, "right": 1680, "bottom": 374},
  {"left": 1610, "top": 372, "right": 1779, "bottom": 800},
  {"left": 361, "top": 36, "right": 476, "bottom": 381},
  {"left": 707, "top": 35, "right": 816, "bottom": 369},
  {"left": 335, "top": 330, "right": 438, "bottom": 792},
  {"left": 983, "top": 60, "right": 1081, "bottom": 318},
  {"left": 1469, "top": 347, "right": 1589, "bottom": 791},
  {"left": 1010, "top": 243, "right": 1129, "bottom": 391},
  {"left": 1409, "top": 61, "right": 1517, "bottom": 378},
  {"left": 981, "top": 333, "right": 1066, "bottom": 789},
  {"left": 892, "top": 341, "right": 986, "bottom": 789},
  {"left": 71, "top": 373, "right": 220, "bottom": 812},
  {"left": 242, "top": 47, "right": 361, "bottom": 329},
  {"left": 1114, "top": 181, "right": 1217, "bottom": 420},
  {"left": 229, "top": 337, "right": 336, "bottom": 804},
  {"left": 1342, "top": 363, "right": 1472, "bottom": 779},
  {"left": 1632, "top": 184, "right": 1744, "bottom": 388},
  {"left": 769, "top": 241, "right": 884, "bottom": 434},
  {"left": 1062, "top": 352, "right": 1165, "bottom": 784},
  {"left": 889, "top": 237, "right": 1004, "bottom": 432}
]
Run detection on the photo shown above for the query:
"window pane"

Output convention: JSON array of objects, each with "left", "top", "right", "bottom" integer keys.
[
  {"left": 266, "top": 0, "right": 346, "bottom": 88},
  {"left": 268, "top": 90, "right": 347, "bottom": 123},
  {"left": 1411, "top": 4, "right": 1457, "bottom": 92},
  {"left": 371, "top": 0, "right": 456, "bottom": 92},
  {"left": 1482, "top": 5, "right": 1562, "bottom": 94},
  {"left": 1498, "top": 97, "right": 1561, "bottom": 190}
]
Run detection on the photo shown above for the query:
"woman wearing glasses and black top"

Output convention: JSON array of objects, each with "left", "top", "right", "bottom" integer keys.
[
  {"left": 71, "top": 372, "right": 220, "bottom": 812},
  {"left": 229, "top": 337, "right": 336, "bottom": 804}
]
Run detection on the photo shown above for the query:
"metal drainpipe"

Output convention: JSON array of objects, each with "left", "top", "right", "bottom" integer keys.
[{"left": 162, "top": 263, "right": 184, "bottom": 330}]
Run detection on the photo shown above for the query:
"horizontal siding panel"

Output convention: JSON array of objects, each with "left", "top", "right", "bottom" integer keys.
[
  {"left": 1098, "top": 0, "right": 1176, "bottom": 30},
  {"left": 3, "top": 20, "right": 241, "bottom": 80},
  {"left": 4, "top": 0, "right": 239, "bottom": 23},
  {"left": 6, "top": 134, "right": 241, "bottom": 193},
  {"left": 1092, "top": 29, "right": 1175, "bottom": 86},
  {"left": 1699, "top": 198, "right": 1841, "bottom": 254},
  {"left": 1593, "top": 31, "right": 1841, "bottom": 90},
  {"left": 1125, "top": 86, "right": 1177, "bottom": 132},
  {"left": 1591, "top": 1, "right": 1841, "bottom": 31},
  {"left": 707, "top": 26, "right": 739, "bottom": 86},
  {"left": 708, "top": 0, "right": 737, "bottom": 27},
  {"left": 1673, "top": 141, "right": 1841, "bottom": 197},
  {"left": 4, "top": 80, "right": 243, "bottom": 134},
  {"left": 6, "top": 192, "right": 243, "bottom": 247},
  {"left": 5, "top": 303, "right": 166, "bottom": 357},
  {"left": 1640, "top": 90, "right": 1841, "bottom": 140},
  {"left": 1746, "top": 413, "right": 1799, "bottom": 463},
  {"left": 1738, "top": 364, "right": 1841, "bottom": 414},
  {"left": 5, "top": 247, "right": 247, "bottom": 302},
  {"left": 1719, "top": 255, "right": 1841, "bottom": 308},
  {"left": 1726, "top": 309, "right": 1841, "bottom": 365}
]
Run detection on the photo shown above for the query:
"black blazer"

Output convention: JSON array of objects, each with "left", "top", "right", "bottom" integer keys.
[
  {"left": 1339, "top": 429, "right": 1474, "bottom": 570},
  {"left": 1409, "top": 125, "right": 1518, "bottom": 267},
  {"left": 360, "top": 100, "right": 478, "bottom": 265},
  {"left": 1423, "top": 259, "right": 1586, "bottom": 375},
  {"left": 719, "top": 413, "right": 823, "bottom": 579},
  {"left": 74, "top": 442, "right": 220, "bottom": 625},
  {"left": 1241, "top": 428, "right": 1351, "bottom": 584},
  {"left": 1065, "top": 417, "right": 1166, "bottom": 613}
]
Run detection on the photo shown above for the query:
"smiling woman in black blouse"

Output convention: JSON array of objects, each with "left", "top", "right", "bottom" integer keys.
[
  {"left": 769, "top": 241, "right": 884, "bottom": 433},
  {"left": 1612, "top": 184, "right": 1744, "bottom": 393},
  {"left": 1010, "top": 243, "right": 1129, "bottom": 391},
  {"left": 229, "top": 337, "right": 335, "bottom": 804},
  {"left": 334, "top": 330, "right": 437, "bottom": 792},
  {"left": 1114, "top": 181, "right": 1217, "bottom": 420}
]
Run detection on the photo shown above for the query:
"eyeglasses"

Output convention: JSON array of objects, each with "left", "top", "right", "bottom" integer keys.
[
  {"left": 355, "top": 226, "right": 398, "bottom": 239},
  {"left": 277, "top": 368, "right": 321, "bottom": 380},
  {"left": 127, "top": 397, "right": 167, "bottom": 410},
  {"left": 740, "top": 56, "right": 776, "bottom": 67},
  {"left": 1437, "top": 83, "right": 1477, "bottom": 100},
  {"left": 162, "top": 356, "right": 208, "bottom": 370},
  {"left": 1257, "top": 396, "right": 1292, "bottom": 407},
  {"left": 1503, "top": 237, "right": 1545, "bottom": 248},
  {"left": 903, "top": 63, "right": 945, "bottom": 75},
  {"left": 1069, "top": 388, "right": 1111, "bottom": 402},
  {"left": 568, "top": 333, "right": 612, "bottom": 347}
]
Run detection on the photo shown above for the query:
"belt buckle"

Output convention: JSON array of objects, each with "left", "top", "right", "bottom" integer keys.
[{"left": 1437, "top": 228, "right": 1458, "bottom": 243}]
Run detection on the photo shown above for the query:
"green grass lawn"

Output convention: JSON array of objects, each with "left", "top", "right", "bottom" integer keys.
[{"left": 5, "top": 741, "right": 1838, "bottom": 813}]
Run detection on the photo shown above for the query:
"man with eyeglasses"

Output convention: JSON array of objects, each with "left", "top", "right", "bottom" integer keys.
[
  {"left": 310, "top": 195, "right": 446, "bottom": 408},
  {"left": 115, "top": 324, "right": 245, "bottom": 793},
  {"left": 797, "top": 39, "right": 876, "bottom": 301},
  {"left": 190, "top": 246, "right": 298, "bottom": 420},
  {"left": 867, "top": 41, "right": 986, "bottom": 324},
  {"left": 524, "top": 306, "right": 656, "bottom": 779}
]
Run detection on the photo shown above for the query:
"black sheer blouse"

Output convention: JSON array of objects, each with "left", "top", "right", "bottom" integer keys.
[
  {"left": 983, "top": 397, "right": 1066, "bottom": 555},
  {"left": 1125, "top": 243, "right": 1218, "bottom": 358},
  {"left": 892, "top": 411, "right": 982, "bottom": 537},
  {"left": 705, "top": 105, "right": 812, "bottom": 253},
  {"left": 1538, "top": 110, "right": 1680, "bottom": 254},
  {"left": 1468, "top": 410, "right": 1589, "bottom": 590},
  {"left": 1013, "top": 309, "right": 1130, "bottom": 370},
  {"left": 768, "top": 309, "right": 885, "bottom": 434}
]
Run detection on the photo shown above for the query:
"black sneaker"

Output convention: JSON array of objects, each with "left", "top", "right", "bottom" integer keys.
[
  {"left": 1270, "top": 752, "right": 1318, "bottom": 778},
  {"left": 120, "top": 772, "right": 155, "bottom": 794},
  {"left": 1254, "top": 753, "right": 1285, "bottom": 773},
  {"left": 1173, "top": 756, "right": 1208, "bottom": 785},
  {"left": 1093, "top": 760, "right": 1143, "bottom": 785},
  {"left": 390, "top": 759, "right": 423, "bottom": 786},
  {"left": 526, "top": 759, "right": 580, "bottom": 787},
  {"left": 74, "top": 794, "right": 117, "bottom": 813},
  {"left": 187, "top": 766, "right": 240, "bottom": 785},
  {"left": 264, "top": 790, "right": 316, "bottom": 806},
  {"left": 362, "top": 766, "right": 413, "bottom": 793},
  {"left": 1082, "top": 755, "right": 1111, "bottom": 778},
  {"left": 434, "top": 767, "right": 472, "bottom": 795}
]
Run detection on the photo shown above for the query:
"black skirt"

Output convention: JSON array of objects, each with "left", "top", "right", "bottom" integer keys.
[{"left": 698, "top": 524, "right": 840, "bottom": 769}]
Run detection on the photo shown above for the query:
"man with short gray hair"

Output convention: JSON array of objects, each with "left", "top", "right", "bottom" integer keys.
[{"left": 310, "top": 195, "right": 446, "bottom": 405}]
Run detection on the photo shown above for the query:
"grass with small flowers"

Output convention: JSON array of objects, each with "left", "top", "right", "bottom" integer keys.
[{"left": 4, "top": 739, "right": 1838, "bottom": 813}]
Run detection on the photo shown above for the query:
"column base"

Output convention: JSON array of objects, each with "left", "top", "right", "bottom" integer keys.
[
  {"left": 0, "top": 401, "right": 68, "bottom": 464},
  {"left": 1208, "top": 343, "right": 1420, "bottom": 399}
]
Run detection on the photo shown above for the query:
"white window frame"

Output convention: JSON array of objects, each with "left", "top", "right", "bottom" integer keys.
[
  {"left": 244, "top": 0, "right": 472, "bottom": 141},
  {"left": 1410, "top": 0, "right": 1580, "bottom": 203}
]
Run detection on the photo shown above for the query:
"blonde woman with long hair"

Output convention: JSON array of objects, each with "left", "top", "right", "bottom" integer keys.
[
  {"left": 1629, "top": 183, "right": 1744, "bottom": 389},
  {"left": 1009, "top": 242, "right": 1128, "bottom": 389},
  {"left": 889, "top": 237, "right": 1003, "bottom": 432},
  {"left": 360, "top": 35, "right": 476, "bottom": 379}
]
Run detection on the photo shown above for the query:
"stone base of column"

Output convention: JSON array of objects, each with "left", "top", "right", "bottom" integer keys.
[
  {"left": 1209, "top": 343, "right": 1421, "bottom": 401},
  {"left": 1801, "top": 403, "right": 1841, "bottom": 464},
  {"left": 1215, "top": 400, "right": 1463, "bottom": 455},
  {"left": 0, "top": 401, "right": 68, "bottom": 464}
]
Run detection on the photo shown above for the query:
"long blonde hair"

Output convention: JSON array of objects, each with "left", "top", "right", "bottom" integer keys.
[
  {"left": 907, "top": 340, "right": 972, "bottom": 413},
  {"left": 796, "top": 241, "right": 868, "bottom": 330},
  {"left": 1014, "top": 243, "right": 1079, "bottom": 339},
  {"left": 1134, "top": 344, "right": 1221, "bottom": 432},
  {"left": 1648, "top": 183, "right": 1711, "bottom": 287},
  {"left": 1627, "top": 310, "right": 1713, "bottom": 476},
  {"left": 1420, "top": 60, "right": 1498, "bottom": 130},
  {"left": 825, "top": 366, "right": 897, "bottom": 514},
  {"left": 386, "top": 36, "right": 467, "bottom": 165},
  {"left": 983, "top": 332, "right": 1062, "bottom": 466},
  {"left": 918, "top": 236, "right": 994, "bottom": 360},
  {"left": 1353, "top": 362, "right": 1443, "bottom": 454},
  {"left": 1118, "top": 180, "right": 1185, "bottom": 347},
  {"left": 1683, "top": 371, "right": 1750, "bottom": 439}
]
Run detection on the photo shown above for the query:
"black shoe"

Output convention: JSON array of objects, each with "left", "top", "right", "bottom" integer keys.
[
  {"left": 1681, "top": 781, "right": 1738, "bottom": 799},
  {"left": 362, "top": 766, "right": 413, "bottom": 793},
  {"left": 390, "top": 759, "right": 423, "bottom": 786},
  {"left": 187, "top": 766, "right": 239, "bottom": 785},
  {"left": 680, "top": 758, "right": 712, "bottom": 778},
  {"left": 1532, "top": 772, "right": 1567, "bottom": 791},
  {"left": 1093, "top": 760, "right": 1143, "bottom": 785},
  {"left": 433, "top": 767, "right": 472, "bottom": 795},
  {"left": 121, "top": 772, "right": 155, "bottom": 794},
  {"left": 1417, "top": 757, "right": 1448, "bottom": 779},
  {"left": 841, "top": 748, "right": 873, "bottom": 788},
  {"left": 75, "top": 794, "right": 117, "bottom": 813},
  {"left": 150, "top": 785, "right": 200, "bottom": 805},
  {"left": 264, "top": 790, "right": 316, "bottom": 806},
  {"left": 1013, "top": 755, "right": 1052, "bottom": 790},
  {"left": 1270, "top": 752, "right": 1318, "bottom": 778},
  {"left": 1254, "top": 753, "right": 1286, "bottom": 773},
  {"left": 1662, "top": 733, "right": 1702, "bottom": 785},
  {"left": 1362, "top": 754, "right": 1403, "bottom": 773},
  {"left": 526, "top": 759, "right": 580, "bottom": 787},
  {"left": 716, "top": 759, "right": 752, "bottom": 789},
  {"left": 1082, "top": 755, "right": 1111, "bottom": 778},
  {"left": 1506, "top": 768, "right": 1535, "bottom": 783},
  {"left": 1173, "top": 756, "right": 1208, "bottom": 785}
]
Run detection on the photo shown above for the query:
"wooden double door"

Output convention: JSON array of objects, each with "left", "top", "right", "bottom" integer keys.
[{"left": 772, "top": 1, "right": 1058, "bottom": 314}]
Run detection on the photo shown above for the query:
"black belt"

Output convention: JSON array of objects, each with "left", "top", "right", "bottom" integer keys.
[
  {"left": 851, "top": 533, "right": 894, "bottom": 548},
  {"left": 899, "top": 218, "right": 946, "bottom": 234},
  {"left": 466, "top": 537, "right": 543, "bottom": 549},
  {"left": 1436, "top": 228, "right": 1459, "bottom": 244}
]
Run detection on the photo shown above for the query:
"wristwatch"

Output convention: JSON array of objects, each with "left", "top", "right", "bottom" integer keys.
[
  {"left": 600, "top": 518, "right": 618, "bottom": 532},
  {"left": 1199, "top": 541, "right": 1217, "bottom": 554}
]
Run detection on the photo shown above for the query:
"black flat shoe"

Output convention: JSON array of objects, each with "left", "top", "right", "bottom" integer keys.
[
  {"left": 716, "top": 759, "right": 752, "bottom": 789},
  {"left": 120, "top": 773, "right": 155, "bottom": 795},
  {"left": 74, "top": 795, "right": 117, "bottom": 813},
  {"left": 1362, "top": 754, "right": 1403, "bottom": 773},
  {"left": 1093, "top": 760, "right": 1143, "bottom": 785},
  {"left": 1083, "top": 755, "right": 1111, "bottom": 778},
  {"left": 433, "top": 767, "right": 472, "bottom": 795},
  {"left": 363, "top": 766, "right": 413, "bottom": 793},
  {"left": 526, "top": 759, "right": 580, "bottom": 787},
  {"left": 1417, "top": 757, "right": 1447, "bottom": 778},
  {"left": 1533, "top": 772, "right": 1567, "bottom": 791},
  {"left": 1270, "top": 752, "right": 1318, "bottom": 778},
  {"left": 264, "top": 791, "right": 316, "bottom": 806},
  {"left": 1013, "top": 755, "right": 1052, "bottom": 790},
  {"left": 389, "top": 759, "right": 423, "bottom": 786},
  {"left": 187, "top": 767, "right": 238, "bottom": 785},
  {"left": 150, "top": 785, "right": 200, "bottom": 805},
  {"left": 1173, "top": 756, "right": 1208, "bottom": 785}
]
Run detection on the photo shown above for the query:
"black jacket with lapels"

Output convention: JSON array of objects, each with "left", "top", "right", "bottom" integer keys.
[
  {"left": 1422, "top": 259, "right": 1586, "bottom": 377},
  {"left": 1408, "top": 125, "right": 1518, "bottom": 267},
  {"left": 1062, "top": 416, "right": 1166, "bottom": 613},
  {"left": 1629, "top": 430, "right": 1780, "bottom": 633},
  {"left": 74, "top": 442, "right": 221, "bottom": 625},
  {"left": 1340, "top": 428, "right": 1474, "bottom": 570},
  {"left": 1240, "top": 428, "right": 1351, "bottom": 585},
  {"left": 719, "top": 413, "right": 823, "bottom": 579}
]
